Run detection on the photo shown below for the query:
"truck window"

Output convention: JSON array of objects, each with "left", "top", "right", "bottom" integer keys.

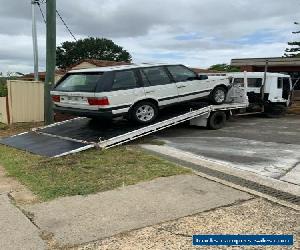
[
  {"left": 233, "top": 78, "right": 262, "bottom": 87},
  {"left": 248, "top": 78, "right": 262, "bottom": 87},
  {"left": 277, "top": 78, "right": 283, "bottom": 89},
  {"left": 233, "top": 78, "right": 244, "bottom": 86}
]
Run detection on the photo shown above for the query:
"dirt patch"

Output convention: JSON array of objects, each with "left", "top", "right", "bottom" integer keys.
[
  {"left": 0, "top": 122, "right": 43, "bottom": 138},
  {"left": 0, "top": 165, "right": 38, "bottom": 205}
]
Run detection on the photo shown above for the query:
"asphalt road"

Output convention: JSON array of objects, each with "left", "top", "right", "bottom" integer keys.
[{"left": 155, "top": 114, "right": 300, "bottom": 185}]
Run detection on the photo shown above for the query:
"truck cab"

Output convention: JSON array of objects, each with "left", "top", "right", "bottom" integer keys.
[{"left": 228, "top": 72, "right": 292, "bottom": 116}]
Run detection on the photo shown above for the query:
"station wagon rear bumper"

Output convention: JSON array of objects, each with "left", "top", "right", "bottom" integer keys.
[{"left": 53, "top": 105, "right": 114, "bottom": 119}]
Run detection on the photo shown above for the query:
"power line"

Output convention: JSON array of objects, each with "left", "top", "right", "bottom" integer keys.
[
  {"left": 37, "top": 1, "right": 46, "bottom": 23},
  {"left": 56, "top": 10, "right": 77, "bottom": 41},
  {"left": 39, "top": 0, "right": 77, "bottom": 42}
]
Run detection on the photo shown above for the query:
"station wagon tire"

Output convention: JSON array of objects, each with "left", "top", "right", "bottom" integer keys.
[
  {"left": 131, "top": 101, "right": 158, "bottom": 124},
  {"left": 210, "top": 86, "right": 227, "bottom": 105},
  {"left": 208, "top": 111, "right": 226, "bottom": 130}
]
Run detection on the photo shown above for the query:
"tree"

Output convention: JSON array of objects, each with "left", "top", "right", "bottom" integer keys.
[
  {"left": 56, "top": 37, "right": 132, "bottom": 69},
  {"left": 208, "top": 64, "right": 240, "bottom": 72},
  {"left": 284, "top": 41, "right": 300, "bottom": 57},
  {"left": 284, "top": 22, "right": 300, "bottom": 57}
]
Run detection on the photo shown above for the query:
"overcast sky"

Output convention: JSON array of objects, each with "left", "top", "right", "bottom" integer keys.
[{"left": 0, "top": 0, "right": 299, "bottom": 74}]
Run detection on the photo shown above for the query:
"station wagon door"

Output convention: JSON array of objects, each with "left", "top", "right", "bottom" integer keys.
[
  {"left": 141, "top": 67, "right": 179, "bottom": 106},
  {"left": 104, "top": 70, "right": 145, "bottom": 115},
  {"left": 166, "top": 65, "right": 211, "bottom": 102}
]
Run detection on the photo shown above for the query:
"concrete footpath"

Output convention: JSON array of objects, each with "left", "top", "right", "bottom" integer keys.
[
  {"left": 0, "top": 194, "right": 46, "bottom": 250},
  {"left": 24, "top": 174, "right": 251, "bottom": 247}
]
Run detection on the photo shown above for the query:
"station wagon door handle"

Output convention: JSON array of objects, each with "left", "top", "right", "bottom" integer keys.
[
  {"left": 177, "top": 85, "right": 187, "bottom": 89},
  {"left": 145, "top": 90, "right": 155, "bottom": 94}
]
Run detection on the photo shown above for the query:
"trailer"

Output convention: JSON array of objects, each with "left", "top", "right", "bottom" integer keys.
[{"left": 0, "top": 85, "right": 248, "bottom": 158}]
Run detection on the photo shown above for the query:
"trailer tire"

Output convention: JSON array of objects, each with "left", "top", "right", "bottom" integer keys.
[{"left": 208, "top": 111, "right": 226, "bottom": 130}]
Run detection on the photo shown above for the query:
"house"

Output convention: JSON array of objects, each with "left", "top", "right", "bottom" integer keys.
[
  {"left": 20, "top": 59, "right": 131, "bottom": 82},
  {"left": 20, "top": 69, "right": 66, "bottom": 82},
  {"left": 231, "top": 57, "right": 300, "bottom": 108},
  {"left": 191, "top": 68, "right": 224, "bottom": 74},
  {"left": 69, "top": 59, "right": 131, "bottom": 70},
  {"left": 231, "top": 57, "right": 300, "bottom": 92}
]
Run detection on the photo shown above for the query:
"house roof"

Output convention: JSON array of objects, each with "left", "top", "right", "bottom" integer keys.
[
  {"left": 69, "top": 63, "right": 176, "bottom": 73},
  {"left": 231, "top": 57, "right": 300, "bottom": 67},
  {"left": 68, "top": 59, "right": 131, "bottom": 70},
  {"left": 191, "top": 68, "right": 224, "bottom": 74},
  {"left": 20, "top": 69, "right": 66, "bottom": 80},
  {"left": 70, "top": 64, "right": 223, "bottom": 74}
]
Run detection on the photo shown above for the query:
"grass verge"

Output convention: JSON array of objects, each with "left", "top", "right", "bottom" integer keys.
[
  {"left": 0, "top": 122, "right": 43, "bottom": 137},
  {"left": 0, "top": 145, "right": 191, "bottom": 201}
]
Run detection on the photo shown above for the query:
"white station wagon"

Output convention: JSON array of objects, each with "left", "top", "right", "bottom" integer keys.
[{"left": 51, "top": 64, "right": 229, "bottom": 124}]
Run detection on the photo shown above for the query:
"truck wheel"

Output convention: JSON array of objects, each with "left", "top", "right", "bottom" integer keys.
[
  {"left": 131, "top": 101, "right": 158, "bottom": 124},
  {"left": 208, "top": 111, "right": 226, "bottom": 130},
  {"left": 210, "top": 86, "right": 227, "bottom": 105},
  {"left": 264, "top": 104, "right": 287, "bottom": 118}
]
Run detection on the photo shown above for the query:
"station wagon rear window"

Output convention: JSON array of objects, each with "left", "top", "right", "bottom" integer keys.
[{"left": 55, "top": 73, "right": 104, "bottom": 92}]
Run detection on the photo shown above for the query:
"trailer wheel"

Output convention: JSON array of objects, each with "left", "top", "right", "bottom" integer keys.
[{"left": 208, "top": 111, "right": 226, "bottom": 130}]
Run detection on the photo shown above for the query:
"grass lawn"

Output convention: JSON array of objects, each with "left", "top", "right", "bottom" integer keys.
[{"left": 0, "top": 144, "right": 191, "bottom": 201}]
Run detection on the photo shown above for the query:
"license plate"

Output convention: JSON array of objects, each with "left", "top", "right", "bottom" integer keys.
[{"left": 61, "top": 96, "right": 87, "bottom": 103}]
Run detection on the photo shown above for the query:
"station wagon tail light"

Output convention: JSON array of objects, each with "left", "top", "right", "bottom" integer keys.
[
  {"left": 52, "top": 95, "right": 60, "bottom": 102},
  {"left": 88, "top": 97, "right": 110, "bottom": 106}
]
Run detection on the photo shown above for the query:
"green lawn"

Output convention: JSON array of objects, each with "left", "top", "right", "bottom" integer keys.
[{"left": 0, "top": 145, "right": 191, "bottom": 201}]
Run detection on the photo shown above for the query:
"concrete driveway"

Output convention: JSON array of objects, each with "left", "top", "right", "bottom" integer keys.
[{"left": 155, "top": 114, "right": 300, "bottom": 186}]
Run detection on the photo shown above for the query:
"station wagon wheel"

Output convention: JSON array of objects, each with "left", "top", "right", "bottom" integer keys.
[
  {"left": 131, "top": 101, "right": 158, "bottom": 124},
  {"left": 210, "top": 86, "right": 227, "bottom": 104}
]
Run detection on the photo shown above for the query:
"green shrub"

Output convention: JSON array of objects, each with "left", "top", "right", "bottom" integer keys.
[{"left": 0, "top": 78, "right": 7, "bottom": 97}]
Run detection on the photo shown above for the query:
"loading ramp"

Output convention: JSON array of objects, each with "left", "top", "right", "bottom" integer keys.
[{"left": 0, "top": 101, "right": 247, "bottom": 157}]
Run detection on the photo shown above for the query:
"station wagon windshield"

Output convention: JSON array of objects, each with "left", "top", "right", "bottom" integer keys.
[{"left": 55, "top": 73, "right": 104, "bottom": 92}]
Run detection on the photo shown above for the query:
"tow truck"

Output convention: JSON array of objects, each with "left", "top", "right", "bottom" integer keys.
[{"left": 0, "top": 79, "right": 248, "bottom": 157}]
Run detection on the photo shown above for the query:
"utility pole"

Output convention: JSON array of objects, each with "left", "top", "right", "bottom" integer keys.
[
  {"left": 31, "top": 0, "right": 39, "bottom": 81},
  {"left": 261, "top": 60, "right": 268, "bottom": 112},
  {"left": 44, "top": 0, "right": 56, "bottom": 124}
]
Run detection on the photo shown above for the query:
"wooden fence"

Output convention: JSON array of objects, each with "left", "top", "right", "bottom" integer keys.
[
  {"left": 0, "top": 80, "right": 44, "bottom": 124},
  {"left": 0, "top": 97, "right": 8, "bottom": 124}
]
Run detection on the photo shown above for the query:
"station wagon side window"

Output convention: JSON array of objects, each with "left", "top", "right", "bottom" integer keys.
[
  {"left": 112, "top": 70, "right": 138, "bottom": 91},
  {"left": 141, "top": 67, "right": 171, "bottom": 86},
  {"left": 55, "top": 73, "right": 104, "bottom": 92},
  {"left": 166, "top": 65, "right": 197, "bottom": 82}
]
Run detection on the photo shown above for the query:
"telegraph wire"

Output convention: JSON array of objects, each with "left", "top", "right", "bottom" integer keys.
[
  {"left": 56, "top": 10, "right": 78, "bottom": 41},
  {"left": 37, "top": 1, "right": 46, "bottom": 23},
  {"left": 38, "top": 0, "right": 78, "bottom": 41}
]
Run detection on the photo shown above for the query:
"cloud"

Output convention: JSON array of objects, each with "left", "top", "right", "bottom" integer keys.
[{"left": 0, "top": 0, "right": 299, "bottom": 73}]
